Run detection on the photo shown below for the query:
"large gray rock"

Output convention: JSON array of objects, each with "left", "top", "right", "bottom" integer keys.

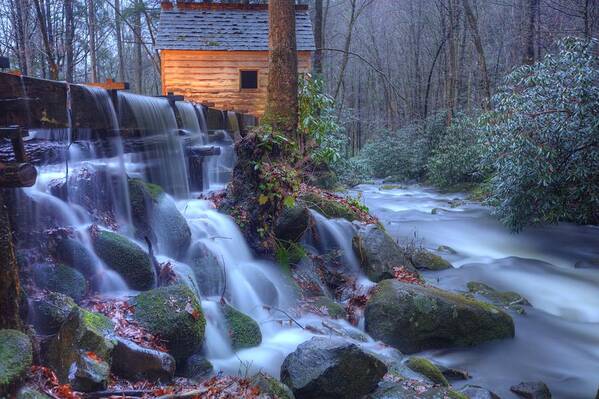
[
  {"left": 411, "top": 250, "right": 452, "bottom": 271},
  {"left": 92, "top": 229, "right": 156, "bottom": 291},
  {"left": 367, "top": 380, "right": 468, "bottom": 399},
  {"left": 352, "top": 225, "right": 418, "bottom": 282},
  {"left": 275, "top": 206, "right": 310, "bottom": 242},
  {"left": 128, "top": 178, "right": 157, "bottom": 244},
  {"left": 280, "top": 336, "right": 387, "bottom": 399},
  {"left": 52, "top": 237, "right": 97, "bottom": 277},
  {"left": 46, "top": 308, "right": 115, "bottom": 392},
  {"left": 0, "top": 330, "right": 33, "bottom": 397},
  {"left": 111, "top": 337, "right": 175, "bottom": 382},
  {"left": 364, "top": 279, "right": 515, "bottom": 353},
  {"left": 186, "top": 242, "right": 224, "bottom": 297},
  {"left": 510, "top": 381, "right": 552, "bottom": 399},
  {"left": 152, "top": 196, "right": 191, "bottom": 260},
  {"left": 250, "top": 372, "right": 295, "bottom": 399},
  {"left": 31, "top": 291, "right": 77, "bottom": 334},
  {"left": 181, "top": 354, "right": 213, "bottom": 381}
]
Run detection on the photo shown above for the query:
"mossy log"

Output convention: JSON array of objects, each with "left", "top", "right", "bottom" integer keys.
[{"left": 0, "top": 191, "right": 20, "bottom": 330}]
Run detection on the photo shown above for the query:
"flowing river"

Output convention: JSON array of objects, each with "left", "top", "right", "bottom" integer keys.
[{"left": 351, "top": 183, "right": 599, "bottom": 399}]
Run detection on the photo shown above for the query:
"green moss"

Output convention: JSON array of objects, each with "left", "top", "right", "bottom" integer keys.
[
  {"left": 0, "top": 330, "right": 33, "bottom": 394},
  {"left": 251, "top": 372, "right": 294, "bottom": 399},
  {"left": 406, "top": 357, "right": 448, "bottom": 386},
  {"left": 314, "top": 296, "right": 347, "bottom": 319},
  {"left": 133, "top": 285, "right": 205, "bottom": 362},
  {"left": 32, "top": 291, "right": 78, "bottom": 334},
  {"left": 53, "top": 238, "right": 96, "bottom": 277},
  {"left": 33, "top": 263, "right": 87, "bottom": 301},
  {"left": 221, "top": 304, "right": 262, "bottom": 350},
  {"left": 144, "top": 182, "right": 165, "bottom": 201},
  {"left": 380, "top": 185, "right": 403, "bottom": 190},
  {"left": 92, "top": 230, "right": 155, "bottom": 291},
  {"left": 412, "top": 250, "right": 452, "bottom": 271},
  {"left": 300, "top": 192, "right": 358, "bottom": 221},
  {"left": 447, "top": 390, "right": 469, "bottom": 399}
]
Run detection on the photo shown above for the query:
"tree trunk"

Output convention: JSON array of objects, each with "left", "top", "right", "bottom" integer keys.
[
  {"left": 65, "top": 0, "right": 74, "bottom": 82},
  {"left": 0, "top": 191, "right": 21, "bottom": 330},
  {"left": 446, "top": 0, "right": 458, "bottom": 123},
  {"left": 266, "top": 0, "right": 298, "bottom": 141},
  {"left": 87, "top": 0, "right": 97, "bottom": 82},
  {"left": 333, "top": 0, "right": 357, "bottom": 100},
  {"left": 115, "top": 0, "right": 125, "bottom": 82},
  {"left": 32, "top": 0, "right": 59, "bottom": 80},
  {"left": 134, "top": 0, "right": 143, "bottom": 93},
  {"left": 313, "top": 0, "right": 323, "bottom": 74},
  {"left": 522, "top": 0, "right": 537, "bottom": 65},
  {"left": 462, "top": 0, "right": 492, "bottom": 110}
]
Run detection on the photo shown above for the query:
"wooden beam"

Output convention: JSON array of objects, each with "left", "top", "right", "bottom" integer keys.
[
  {"left": 0, "top": 162, "right": 37, "bottom": 188},
  {"left": 85, "top": 78, "right": 130, "bottom": 91}
]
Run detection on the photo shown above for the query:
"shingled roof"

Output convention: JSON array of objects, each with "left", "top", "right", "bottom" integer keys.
[{"left": 156, "top": 4, "right": 316, "bottom": 51}]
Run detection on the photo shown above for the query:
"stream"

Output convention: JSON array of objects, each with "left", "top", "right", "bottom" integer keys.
[{"left": 351, "top": 183, "right": 599, "bottom": 399}]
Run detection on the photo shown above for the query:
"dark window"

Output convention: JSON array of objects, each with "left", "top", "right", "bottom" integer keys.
[{"left": 240, "top": 70, "right": 258, "bottom": 89}]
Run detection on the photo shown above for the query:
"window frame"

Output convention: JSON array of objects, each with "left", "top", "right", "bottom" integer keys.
[{"left": 239, "top": 69, "right": 259, "bottom": 91}]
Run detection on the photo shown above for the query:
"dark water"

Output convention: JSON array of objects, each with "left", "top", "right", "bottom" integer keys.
[{"left": 352, "top": 183, "right": 599, "bottom": 399}]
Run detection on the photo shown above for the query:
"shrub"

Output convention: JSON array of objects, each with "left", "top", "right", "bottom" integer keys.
[
  {"left": 426, "top": 114, "right": 486, "bottom": 189},
  {"left": 481, "top": 37, "right": 599, "bottom": 230},
  {"left": 359, "top": 125, "right": 429, "bottom": 181}
]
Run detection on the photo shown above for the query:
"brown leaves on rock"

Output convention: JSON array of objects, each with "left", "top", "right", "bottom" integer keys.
[
  {"left": 85, "top": 297, "right": 168, "bottom": 352},
  {"left": 29, "top": 365, "right": 80, "bottom": 399},
  {"left": 393, "top": 266, "right": 423, "bottom": 285}
]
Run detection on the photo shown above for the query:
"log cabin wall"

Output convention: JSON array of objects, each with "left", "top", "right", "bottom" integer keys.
[{"left": 161, "top": 50, "right": 312, "bottom": 117}]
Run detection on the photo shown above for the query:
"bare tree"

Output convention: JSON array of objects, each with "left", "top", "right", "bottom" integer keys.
[
  {"left": 87, "top": 0, "right": 97, "bottom": 82},
  {"left": 462, "top": 0, "right": 491, "bottom": 110},
  {"left": 115, "top": 0, "right": 125, "bottom": 81}
]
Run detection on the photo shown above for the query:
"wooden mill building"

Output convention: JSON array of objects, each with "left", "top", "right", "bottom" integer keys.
[{"left": 157, "top": 1, "right": 315, "bottom": 117}]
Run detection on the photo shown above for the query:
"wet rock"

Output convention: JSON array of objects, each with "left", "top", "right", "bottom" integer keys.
[
  {"left": 437, "top": 245, "right": 458, "bottom": 255},
  {"left": 181, "top": 354, "right": 213, "bottom": 381},
  {"left": 52, "top": 237, "right": 97, "bottom": 277},
  {"left": 300, "top": 192, "right": 360, "bottom": 221},
  {"left": 280, "top": 336, "right": 387, "bottom": 399},
  {"left": 364, "top": 280, "right": 515, "bottom": 353},
  {"left": 31, "top": 292, "right": 77, "bottom": 334},
  {"left": 437, "top": 364, "right": 470, "bottom": 381},
  {"left": 221, "top": 304, "right": 262, "bottom": 350},
  {"left": 367, "top": 380, "right": 468, "bottom": 399},
  {"left": 460, "top": 385, "right": 501, "bottom": 399},
  {"left": 574, "top": 259, "right": 599, "bottom": 269},
  {"left": 92, "top": 230, "right": 156, "bottom": 291},
  {"left": 352, "top": 225, "right": 418, "bottom": 282},
  {"left": 111, "top": 337, "right": 175, "bottom": 382},
  {"left": 312, "top": 296, "right": 347, "bottom": 319},
  {"left": 46, "top": 308, "right": 115, "bottom": 392},
  {"left": 186, "top": 242, "right": 224, "bottom": 297},
  {"left": 0, "top": 330, "right": 33, "bottom": 397},
  {"left": 16, "top": 386, "right": 51, "bottom": 399},
  {"left": 510, "top": 381, "right": 552, "bottom": 399},
  {"left": 128, "top": 178, "right": 157, "bottom": 243},
  {"left": 250, "top": 372, "right": 295, "bottom": 399},
  {"left": 32, "top": 263, "right": 87, "bottom": 302},
  {"left": 132, "top": 285, "right": 205, "bottom": 363},
  {"left": 411, "top": 250, "right": 452, "bottom": 271},
  {"left": 152, "top": 196, "right": 192, "bottom": 260},
  {"left": 405, "top": 357, "right": 449, "bottom": 386},
  {"left": 467, "top": 281, "right": 530, "bottom": 314},
  {"left": 291, "top": 257, "right": 328, "bottom": 298},
  {"left": 275, "top": 205, "right": 310, "bottom": 242}
]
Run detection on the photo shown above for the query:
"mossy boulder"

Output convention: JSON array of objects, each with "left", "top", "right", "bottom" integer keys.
[
  {"left": 32, "top": 263, "right": 87, "bottom": 302},
  {"left": 221, "top": 304, "right": 262, "bottom": 350},
  {"left": 364, "top": 280, "right": 515, "bottom": 353},
  {"left": 132, "top": 285, "right": 205, "bottom": 363},
  {"left": 92, "top": 230, "right": 155, "bottom": 291},
  {"left": 281, "top": 337, "right": 387, "bottom": 399},
  {"left": 181, "top": 354, "right": 213, "bottom": 381},
  {"left": 275, "top": 205, "right": 310, "bottom": 242},
  {"left": 406, "top": 357, "right": 449, "bottom": 386},
  {"left": 128, "top": 178, "right": 157, "bottom": 243},
  {"left": 313, "top": 296, "right": 347, "bottom": 319},
  {"left": 46, "top": 308, "right": 115, "bottom": 392},
  {"left": 31, "top": 292, "right": 78, "bottom": 334},
  {"left": 510, "top": 381, "right": 552, "bottom": 399},
  {"left": 152, "top": 196, "right": 192, "bottom": 260},
  {"left": 0, "top": 330, "right": 33, "bottom": 396},
  {"left": 411, "top": 250, "right": 453, "bottom": 271},
  {"left": 352, "top": 225, "right": 418, "bottom": 282},
  {"left": 52, "top": 237, "right": 97, "bottom": 277},
  {"left": 300, "top": 192, "right": 359, "bottom": 221},
  {"left": 467, "top": 281, "right": 530, "bottom": 311},
  {"left": 112, "top": 337, "right": 175, "bottom": 382},
  {"left": 459, "top": 385, "right": 501, "bottom": 399},
  {"left": 251, "top": 372, "right": 295, "bottom": 399}
]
